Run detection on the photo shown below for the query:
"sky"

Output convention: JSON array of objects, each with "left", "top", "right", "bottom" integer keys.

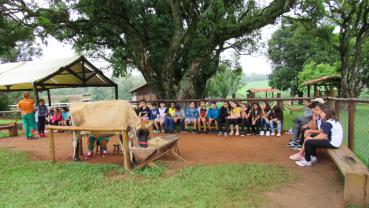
[{"left": 38, "top": 24, "right": 279, "bottom": 76}]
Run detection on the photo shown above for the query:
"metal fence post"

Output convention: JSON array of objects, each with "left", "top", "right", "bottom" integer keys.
[{"left": 348, "top": 100, "right": 356, "bottom": 150}]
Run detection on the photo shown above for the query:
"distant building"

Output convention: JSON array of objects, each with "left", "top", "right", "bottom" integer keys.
[{"left": 129, "top": 83, "right": 157, "bottom": 101}]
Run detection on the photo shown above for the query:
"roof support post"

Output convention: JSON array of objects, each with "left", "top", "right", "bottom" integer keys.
[
  {"left": 33, "top": 83, "right": 40, "bottom": 105},
  {"left": 307, "top": 85, "right": 311, "bottom": 97},
  {"left": 115, "top": 85, "right": 119, "bottom": 100},
  {"left": 47, "top": 89, "right": 51, "bottom": 106}
]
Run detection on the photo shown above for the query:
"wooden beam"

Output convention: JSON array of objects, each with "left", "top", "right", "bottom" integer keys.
[
  {"left": 65, "top": 68, "right": 84, "bottom": 82},
  {"left": 307, "top": 85, "right": 311, "bottom": 97},
  {"left": 37, "top": 83, "right": 114, "bottom": 87},
  {"left": 47, "top": 125, "right": 125, "bottom": 132},
  {"left": 85, "top": 72, "right": 98, "bottom": 82},
  {"left": 33, "top": 83, "right": 40, "bottom": 105},
  {"left": 47, "top": 89, "right": 51, "bottom": 107},
  {"left": 115, "top": 85, "right": 119, "bottom": 100},
  {"left": 82, "top": 59, "right": 86, "bottom": 85}
]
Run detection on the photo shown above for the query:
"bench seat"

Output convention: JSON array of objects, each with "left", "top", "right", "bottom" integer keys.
[{"left": 327, "top": 145, "right": 369, "bottom": 206}]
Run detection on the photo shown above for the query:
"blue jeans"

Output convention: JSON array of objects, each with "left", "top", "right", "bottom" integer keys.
[
  {"left": 171, "top": 118, "right": 184, "bottom": 131},
  {"left": 259, "top": 118, "right": 270, "bottom": 131},
  {"left": 164, "top": 117, "right": 174, "bottom": 132},
  {"left": 270, "top": 120, "right": 282, "bottom": 133}
]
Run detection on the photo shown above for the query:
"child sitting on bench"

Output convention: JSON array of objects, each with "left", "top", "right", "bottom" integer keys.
[{"left": 289, "top": 104, "right": 343, "bottom": 167}]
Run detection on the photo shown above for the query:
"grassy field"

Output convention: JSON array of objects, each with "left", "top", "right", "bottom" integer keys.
[
  {"left": 237, "top": 80, "right": 290, "bottom": 98},
  {"left": 0, "top": 149, "right": 296, "bottom": 208}
]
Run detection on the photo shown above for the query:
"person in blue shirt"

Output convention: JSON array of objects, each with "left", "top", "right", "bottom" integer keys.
[
  {"left": 60, "top": 107, "right": 71, "bottom": 126},
  {"left": 149, "top": 102, "right": 160, "bottom": 133},
  {"left": 36, "top": 99, "right": 48, "bottom": 137},
  {"left": 207, "top": 101, "right": 219, "bottom": 133},
  {"left": 184, "top": 101, "right": 199, "bottom": 133}
]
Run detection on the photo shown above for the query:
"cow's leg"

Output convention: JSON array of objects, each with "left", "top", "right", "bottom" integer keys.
[{"left": 72, "top": 130, "right": 81, "bottom": 161}]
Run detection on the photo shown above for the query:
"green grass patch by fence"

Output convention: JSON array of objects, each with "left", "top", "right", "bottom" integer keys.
[
  {"left": 0, "top": 119, "right": 21, "bottom": 125},
  {"left": 0, "top": 149, "right": 296, "bottom": 208}
]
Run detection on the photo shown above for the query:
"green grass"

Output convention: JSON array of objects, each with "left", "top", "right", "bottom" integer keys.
[
  {"left": 338, "top": 104, "right": 369, "bottom": 167},
  {"left": 0, "top": 149, "right": 296, "bottom": 208},
  {"left": 0, "top": 119, "right": 21, "bottom": 125}
]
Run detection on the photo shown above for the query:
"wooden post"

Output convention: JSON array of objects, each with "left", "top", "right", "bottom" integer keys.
[
  {"left": 348, "top": 101, "right": 356, "bottom": 150},
  {"left": 47, "top": 89, "right": 51, "bottom": 107},
  {"left": 307, "top": 85, "right": 311, "bottom": 97},
  {"left": 335, "top": 100, "right": 340, "bottom": 120},
  {"left": 121, "top": 130, "right": 131, "bottom": 170},
  {"left": 49, "top": 130, "right": 56, "bottom": 162},
  {"left": 33, "top": 84, "right": 40, "bottom": 105},
  {"left": 9, "top": 122, "right": 18, "bottom": 137},
  {"left": 314, "top": 84, "right": 318, "bottom": 97},
  {"left": 265, "top": 92, "right": 267, "bottom": 98},
  {"left": 114, "top": 85, "right": 119, "bottom": 100}
]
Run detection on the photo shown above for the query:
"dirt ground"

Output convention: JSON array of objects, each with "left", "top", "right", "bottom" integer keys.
[{"left": 0, "top": 133, "right": 344, "bottom": 208}]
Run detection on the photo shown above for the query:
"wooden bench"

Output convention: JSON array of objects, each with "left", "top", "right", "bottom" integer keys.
[
  {"left": 327, "top": 145, "right": 369, "bottom": 206},
  {"left": 0, "top": 122, "right": 18, "bottom": 137}
]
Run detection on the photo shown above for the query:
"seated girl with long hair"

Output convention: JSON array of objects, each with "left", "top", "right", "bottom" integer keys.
[{"left": 289, "top": 104, "right": 343, "bottom": 167}]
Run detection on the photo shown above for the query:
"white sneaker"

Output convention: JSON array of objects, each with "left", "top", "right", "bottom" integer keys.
[
  {"left": 311, "top": 156, "right": 318, "bottom": 164},
  {"left": 271, "top": 132, "right": 275, "bottom": 136},
  {"left": 289, "top": 153, "right": 303, "bottom": 161},
  {"left": 277, "top": 133, "right": 281, "bottom": 137},
  {"left": 259, "top": 131, "right": 264, "bottom": 136},
  {"left": 295, "top": 158, "right": 312, "bottom": 167},
  {"left": 265, "top": 131, "right": 270, "bottom": 136}
]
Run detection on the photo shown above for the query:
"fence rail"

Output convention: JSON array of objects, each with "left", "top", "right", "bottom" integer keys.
[{"left": 1, "top": 96, "right": 368, "bottom": 167}]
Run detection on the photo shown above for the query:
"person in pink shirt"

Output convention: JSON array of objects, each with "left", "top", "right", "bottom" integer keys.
[{"left": 50, "top": 108, "right": 62, "bottom": 125}]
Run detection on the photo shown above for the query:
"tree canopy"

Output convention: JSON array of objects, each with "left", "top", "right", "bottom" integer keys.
[
  {"left": 268, "top": 19, "right": 339, "bottom": 96},
  {"left": 0, "top": 0, "right": 41, "bottom": 62},
  {"left": 206, "top": 62, "right": 242, "bottom": 98},
  {"left": 2, "top": 0, "right": 296, "bottom": 99},
  {"left": 269, "top": 0, "right": 369, "bottom": 98}
]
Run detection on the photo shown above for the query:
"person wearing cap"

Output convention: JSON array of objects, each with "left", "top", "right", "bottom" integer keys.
[
  {"left": 17, "top": 92, "right": 37, "bottom": 139},
  {"left": 207, "top": 101, "right": 219, "bottom": 134},
  {"left": 289, "top": 104, "right": 343, "bottom": 167},
  {"left": 288, "top": 98, "right": 324, "bottom": 148},
  {"left": 288, "top": 98, "right": 325, "bottom": 149}
]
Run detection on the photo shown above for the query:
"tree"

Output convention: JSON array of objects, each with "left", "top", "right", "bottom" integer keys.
[
  {"left": 324, "top": 0, "right": 369, "bottom": 97},
  {"left": 297, "top": 61, "right": 339, "bottom": 90},
  {"left": 206, "top": 63, "right": 242, "bottom": 98},
  {"left": 268, "top": 20, "right": 339, "bottom": 96},
  {"left": 0, "top": 0, "right": 41, "bottom": 63},
  {"left": 5, "top": 0, "right": 296, "bottom": 99}
]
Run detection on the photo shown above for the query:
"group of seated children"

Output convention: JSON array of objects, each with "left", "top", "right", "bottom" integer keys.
[
  {"left": 136, "top": 99, "right": 283, "bottom": 137},
  {"left": 287, "top": 98, "right": 344, "bottom": 167},
  {"left": 35, "top": 99, "right": 71, "bottom": 136}
]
